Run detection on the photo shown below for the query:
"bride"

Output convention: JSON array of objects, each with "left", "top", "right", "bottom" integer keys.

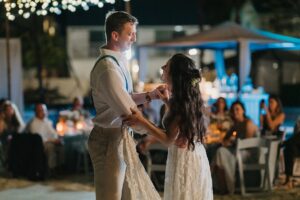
[{"left": 123, "top": 53, "right": 213, "bottom": 200}]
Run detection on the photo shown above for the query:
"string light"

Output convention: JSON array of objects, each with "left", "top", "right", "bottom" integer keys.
[{"left": 0, "top": 0, "right": 129, "bottom": 21}]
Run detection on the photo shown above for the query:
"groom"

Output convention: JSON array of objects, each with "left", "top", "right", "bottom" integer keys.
[{"left": 88, "top": 11, "right": 161, "bottom": 200}]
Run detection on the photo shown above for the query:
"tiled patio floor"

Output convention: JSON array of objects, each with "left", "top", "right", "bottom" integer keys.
[{"left": 1, "top": 176, "right": 300, "bottom": 200}]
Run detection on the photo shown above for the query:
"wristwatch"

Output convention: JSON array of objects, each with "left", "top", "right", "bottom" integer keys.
[{"left": 145, "top": 92, "right": 152, "bottom": 103}]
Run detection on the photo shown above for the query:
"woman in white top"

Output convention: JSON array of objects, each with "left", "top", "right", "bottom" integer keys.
[{"left": 123, "top": 53, "right": 213, "bottom": 200}]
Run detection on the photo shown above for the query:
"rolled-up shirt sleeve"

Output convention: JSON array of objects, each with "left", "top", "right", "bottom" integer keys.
[
  {"left": 98, "top": 68, "right": 136, "bottom": 117},
  {"left": 91, "top": 55, "right": 147, "bottom": 132}
]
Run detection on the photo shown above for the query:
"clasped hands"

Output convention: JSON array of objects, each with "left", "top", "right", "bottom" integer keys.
[{"left": 147, "top": 84, "right": 170, "bottom": 104}]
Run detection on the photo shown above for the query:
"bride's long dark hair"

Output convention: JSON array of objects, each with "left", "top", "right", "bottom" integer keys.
[{"left": 164, "top": 53, "right": 207, "bottom": 150}]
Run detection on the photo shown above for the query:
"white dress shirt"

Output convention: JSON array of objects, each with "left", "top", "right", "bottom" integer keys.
[
  {"left": 27, "top": 117, "right": 58, "bottom": 142},
  {"left": 90, "top": 48, "right": 136, "bottom": 128}
]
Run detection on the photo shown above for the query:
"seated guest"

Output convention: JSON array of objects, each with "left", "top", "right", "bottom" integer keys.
[
  {"left": 281, "top": 117, "right": 300, "bottom": 188},
  {"left": 0, "top": 101, "right": 25, "bottom": 155},
  {"left": 260, "top": 95, "right": 285, "bottom": 138},
  {"left": 71, "top": 96, "right": 90, "bottom": 121},
  {"left": 59, "top": 96, "right": 93, "bottom": 133},
  {"left": 210, "top": 97, "right": 232, "bottom": 132},
  {"left": 2, "top": 101, "right": 25, "bottom": 134},
  {"left": 212, "top": 101, "right": 257, "bottom": 194},
  {"left": 206, "top": 97, "right": 231, "bottom": 162},
  {"left": 26, "top": 103, "right": 62, "bottom": 173}
]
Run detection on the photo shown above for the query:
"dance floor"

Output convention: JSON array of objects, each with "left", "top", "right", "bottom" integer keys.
[{"left": 0, "top": 175, "right": 300, "bottom": 200}]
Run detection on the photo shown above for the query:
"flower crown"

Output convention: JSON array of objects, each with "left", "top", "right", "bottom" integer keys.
[{"left": 191, "top": 78, "right": 201, "bottom": 87}]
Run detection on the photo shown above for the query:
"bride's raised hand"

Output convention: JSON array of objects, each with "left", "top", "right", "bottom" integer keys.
[{"left": 156, "top": 84, "right": 169, "bottom": 104}]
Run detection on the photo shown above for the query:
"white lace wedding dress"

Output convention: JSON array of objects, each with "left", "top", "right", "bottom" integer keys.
[
  {"left": 163, "top": 142, "right": 213, "bottom": 200},
  {"left": 121, "top": 128, "right": 161, "bottom": 199}
]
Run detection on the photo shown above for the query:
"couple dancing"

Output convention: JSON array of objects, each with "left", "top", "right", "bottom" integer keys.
[{"left": 88, "top": 11, "right": 213, "bottom": 200}]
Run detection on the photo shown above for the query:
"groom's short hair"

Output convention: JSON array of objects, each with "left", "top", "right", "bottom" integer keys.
[{"left": 105, "top": 11, "right": 138, "bottom": 41}]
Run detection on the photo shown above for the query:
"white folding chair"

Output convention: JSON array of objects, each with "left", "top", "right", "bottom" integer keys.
[
  {"left": 293, "top": 158, "right": 300, "bottom": 177},
  {"left": 146, "top": 143, "right": 168, "bottom": 191},
  {"left": 267, "top": 139, "right": 280, "bottom": 189},
  {"left": 146, "top": 143, "right": 167, "bottom": 175},
  {"left": 236, "top": 137, "right": 271, "bottom": 196},
  {"left": 263, "top": 131, "right": 286, "bottom": 183}
]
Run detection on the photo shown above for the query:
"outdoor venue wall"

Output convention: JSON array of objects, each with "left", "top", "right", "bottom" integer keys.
[{"left": 0, "top": 38, "right": 24, "bottom": 114}]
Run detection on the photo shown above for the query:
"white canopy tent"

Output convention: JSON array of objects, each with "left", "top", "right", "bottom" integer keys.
[{"left": 138, "top": 22, "right": 300, "bottom": 90}]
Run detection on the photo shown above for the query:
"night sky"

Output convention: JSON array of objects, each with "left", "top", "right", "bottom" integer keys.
[{"left": 56, "top": 0, "right": 216, "bottom": 26}]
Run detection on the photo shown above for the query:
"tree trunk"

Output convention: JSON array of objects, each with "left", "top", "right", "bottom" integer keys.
[{"left": 32, "top": 16, "right": 45, "bottom": 103}]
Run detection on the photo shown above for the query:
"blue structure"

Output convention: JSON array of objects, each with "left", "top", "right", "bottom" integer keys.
[
  {"left": 138, "top": 22, "right": 300, "bottom": 125},
  {"left": 138, "top": 22, "right": 300, "bottom": 90}
]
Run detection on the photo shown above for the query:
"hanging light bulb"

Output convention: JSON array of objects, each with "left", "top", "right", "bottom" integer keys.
[
  {"left": 23, "top": 12, "right": 30, "bottom": 18},
  {"left": 3, "top": 0, "right": 131, "bottom": 20},
  {"left": 97, "top": 2, "right": 103, "bottom": 7}
]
